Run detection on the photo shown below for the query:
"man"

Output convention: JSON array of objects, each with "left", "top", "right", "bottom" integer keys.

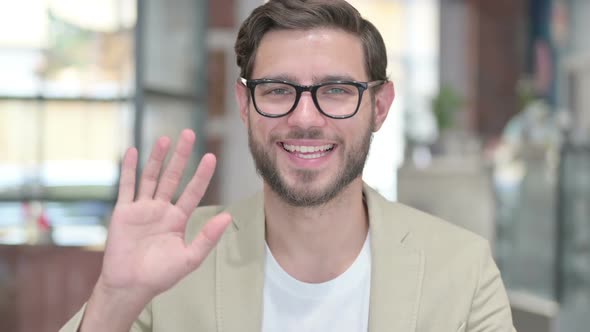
[{"left": 61, "top": 0, "right": 515, "bottom": 331}]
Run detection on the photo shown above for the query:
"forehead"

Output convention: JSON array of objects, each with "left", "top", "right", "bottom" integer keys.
[{"left": 251, "top": 28, "right": 367, "bottom": 83}]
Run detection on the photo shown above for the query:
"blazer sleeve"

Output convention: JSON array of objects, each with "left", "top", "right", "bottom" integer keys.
[
  {"left": 467, "top": 242, "right": 517, "bottom": 332},
  {"left": 59, "top": 302, "right": 153, "bottom": 332}
]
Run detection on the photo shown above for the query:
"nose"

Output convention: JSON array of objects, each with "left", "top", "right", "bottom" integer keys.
[{"left": 286, "top": 91, "right": 327, "bottom": 129}]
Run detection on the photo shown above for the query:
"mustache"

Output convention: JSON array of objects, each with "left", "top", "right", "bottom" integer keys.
[{"left": 273, "top": 128, "right": 327, "bottom": 141}]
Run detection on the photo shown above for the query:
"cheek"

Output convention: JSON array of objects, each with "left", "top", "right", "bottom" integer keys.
[
  {"left": 356, "top": 104, "right": 376, "bottom": 130},
  {"left": 338, "top": 117, "right": 364, "bottom": 136},
  {"left": 249, "top": 116, "right": 279, "bottom": 142},
  {"left": 337, "top": 119, "right": 372, "bottom": 148}
]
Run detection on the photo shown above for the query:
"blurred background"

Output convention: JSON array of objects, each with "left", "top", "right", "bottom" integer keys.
[{"left": 0, "top": 0, "right": 588, "bottom": 331}]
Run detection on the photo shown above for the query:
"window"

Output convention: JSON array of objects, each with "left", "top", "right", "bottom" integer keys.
[{"left": 0, "top": 0, "right": 136, "bottom": 245}]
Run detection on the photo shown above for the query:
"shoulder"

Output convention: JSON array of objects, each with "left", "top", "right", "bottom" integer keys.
[
  {"left": 368, "top": 191, "right": 513, "bottom": 329},
  {"left": 388, "top": 201, "right": 493, "bottom": 283},
  {"left": 393, "top": 201, "right": 487, "bottom": 251},
  {"left": 365, "top": 184, "right": 491, "bottom": 264}
]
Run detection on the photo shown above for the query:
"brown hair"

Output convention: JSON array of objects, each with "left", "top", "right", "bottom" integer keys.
[{"left": 235, "top": 0, "right": 388, "bottom": 81}]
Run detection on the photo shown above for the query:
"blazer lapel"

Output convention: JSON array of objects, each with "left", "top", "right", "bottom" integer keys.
[
  {"left": 214, "top": 185, "right": 425, "bottom": 332},
  {"left": 216, "top": 193, "right": 266, "bottom": 332},
  {"left": 365, "top": 185, "right": 424, "bottom": 332}
]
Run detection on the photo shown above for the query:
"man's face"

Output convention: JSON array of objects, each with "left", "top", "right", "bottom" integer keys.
[{"left": 237, "top": 28, "right": 392, "bottom": 207}]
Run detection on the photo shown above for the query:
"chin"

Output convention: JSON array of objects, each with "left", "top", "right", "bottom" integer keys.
[{"left": 271, "top": 173, "right": 352, "bottom": 207}]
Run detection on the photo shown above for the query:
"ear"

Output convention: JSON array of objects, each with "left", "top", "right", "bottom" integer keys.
[
  {"left": 372, "top": 81, "right": 395, "bottom": 132},
  {"left": 235, "top": 80, "right": 250, "bottom": 128}
]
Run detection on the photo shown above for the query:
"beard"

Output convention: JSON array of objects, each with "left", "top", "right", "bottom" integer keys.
[{"left": 248, "top": 113, "right": 374, "bottom": 207}]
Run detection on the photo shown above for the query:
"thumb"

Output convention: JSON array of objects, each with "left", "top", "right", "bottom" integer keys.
[{"left": 185, "top": 213, "right": 232, "bottom": 268}]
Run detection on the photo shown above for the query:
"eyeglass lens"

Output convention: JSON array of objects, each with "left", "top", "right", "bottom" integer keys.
[{"left": 253, "top": 82, "right": 360, "bottom": 117}]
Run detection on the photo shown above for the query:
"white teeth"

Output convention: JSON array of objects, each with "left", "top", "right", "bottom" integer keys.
[
  {"left": 282, "top": 144, "right": 334, "bottom": 153},
  {"left": 298, "top": 152, "right": 324, "bottom": 159}
]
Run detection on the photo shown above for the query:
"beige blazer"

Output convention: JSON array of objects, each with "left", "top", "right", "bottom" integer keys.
[{"left": 61, "top": 184, "right": 515, "bottom": 332}]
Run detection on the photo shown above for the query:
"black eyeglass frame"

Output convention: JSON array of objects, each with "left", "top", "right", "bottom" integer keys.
[{"left": 239, "top": 77, "right": 386, "bottom": 119}]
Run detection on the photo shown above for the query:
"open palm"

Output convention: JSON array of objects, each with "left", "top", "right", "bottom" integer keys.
[{"left": 98, "top": 129, "right": 231, "bottom": 300}]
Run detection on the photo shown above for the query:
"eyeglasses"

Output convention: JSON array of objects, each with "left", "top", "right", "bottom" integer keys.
[{"left": 240, "top": 77, "right": 386, "bottom": 119}]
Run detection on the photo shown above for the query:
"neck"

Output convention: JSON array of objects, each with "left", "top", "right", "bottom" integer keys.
[{"left": 264, "top": 178, "right": 368, "bottom": 283}]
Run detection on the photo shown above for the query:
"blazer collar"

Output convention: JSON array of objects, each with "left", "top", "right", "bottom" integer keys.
[
  {"left": 364, "top": 184, "right": 424, "bottom": 332},
  {"left": 215, "top": 184, "right": 424, "bottom": 332},
  {"left": 216, "top": 192, "right": 266, "bottom": 332}
]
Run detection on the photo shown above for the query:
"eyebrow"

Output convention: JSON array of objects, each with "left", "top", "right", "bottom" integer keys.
[
  {"left": 257, "top": 73, "right": 362, "bottom": 84},
  {"left": 314, "top": 74, "right": 359, "bottom": 83}
]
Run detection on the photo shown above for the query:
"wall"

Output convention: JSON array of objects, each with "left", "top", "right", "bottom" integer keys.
[{"left": 208, "top": 0, "right": 262, "bottom": 205}]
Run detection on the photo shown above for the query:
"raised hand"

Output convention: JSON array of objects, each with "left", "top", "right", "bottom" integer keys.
[{"left": 81, "top": 129, "right": 231, "bottom": 332}]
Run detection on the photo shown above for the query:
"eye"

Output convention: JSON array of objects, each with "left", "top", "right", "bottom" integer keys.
[
  {"left": 256, "top": 83, "right": 294, "bottom": 97},
  {"left": 267, "top": 88, "right": 291, "bottom": 95},
  {"left": 321, "top": 84, "right": 355, "bottom": 95},
  {"left": 326, "top": 87, "right": 346, "bottom": 94}
]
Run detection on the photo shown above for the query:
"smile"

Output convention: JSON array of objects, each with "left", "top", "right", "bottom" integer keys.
[{"left": 280, "top": 143, "right": 335, "bottom": 159}]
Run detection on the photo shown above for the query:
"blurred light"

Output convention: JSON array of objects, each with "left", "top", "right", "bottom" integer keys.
[
  {"left": 52, "top": 224, "right": 107, "bottom": 246},
  {"left": 0, "top": 0, "right": 48, "bottom": 47},
  {"left": 41, "top": 160, "right": 118, "bottom": 186},
  {"left": 0, "top": 227, "right": 28, "bottom": 245},
  {"left": 48, "top": 0, "right": 136, "bottom": 32}
]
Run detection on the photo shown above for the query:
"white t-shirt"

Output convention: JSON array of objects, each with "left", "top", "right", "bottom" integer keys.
[{"left": 261, "top": 235, "right": 371, "bottom": 332}]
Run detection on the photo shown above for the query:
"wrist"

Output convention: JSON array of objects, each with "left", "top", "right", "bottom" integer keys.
[{"left": 80, "top": 278, "right": 151, "bottom": 332}]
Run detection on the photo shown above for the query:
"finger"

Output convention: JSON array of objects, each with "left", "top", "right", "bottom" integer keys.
[
  {"left": 117, "top": 147, "right": 138, "bottom": 204},
  {"left": 154, "top": 129, "right": 196, "bottom": 202},
  {"left": 137, "top": 136, "right": 171, "bottom": 199},
  {"left": 175, "top": 153, "right": 216, "bottom": 217},
  {"left": 185, "top": 213, "right": 232, "bottom": 268}
]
